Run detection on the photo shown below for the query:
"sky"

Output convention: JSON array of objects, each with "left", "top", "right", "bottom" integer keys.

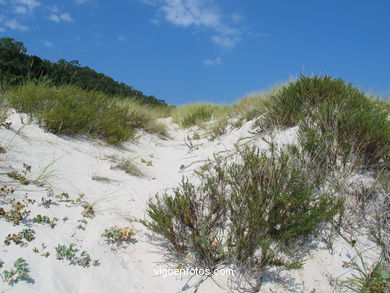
[{"left": 0, "top": 0, "right": 389, "bottom": 105}]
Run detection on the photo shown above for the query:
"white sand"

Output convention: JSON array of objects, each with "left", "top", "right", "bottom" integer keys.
[{"left": 0, "top": 111, "right": 381, "bottom": 293}]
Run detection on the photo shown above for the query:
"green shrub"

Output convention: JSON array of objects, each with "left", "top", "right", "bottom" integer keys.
[
  {"left": 143, "top": 145, "right": 343, "bottom": 272},
  {"left": 7, "top": 81, "right": 145, "bottom": 144},
  {"left": 261, "top": 75, "right": 365, "bottom": 128},
  {"left": 262, "top": 75, "right": 390, "bottom": 170}
]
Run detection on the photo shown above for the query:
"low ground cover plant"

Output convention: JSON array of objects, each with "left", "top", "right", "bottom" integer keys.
[
  {"left": 0, "top": 258, "right": 30, "bottom": 286},
  {"left": 0, "top": 199, "right": 30, "bottom": 225},
  {"left": 4, "top": 228, "right": 35, "bottom": 246},
  {"left": 101, "top": 226, "right": 135, "bottom": 244},
  {"left": 55, "top": 243, "right": 99, "bottom": 267},
  {"left": 33, "top": 214, "right": 58, "bottom": 228}
]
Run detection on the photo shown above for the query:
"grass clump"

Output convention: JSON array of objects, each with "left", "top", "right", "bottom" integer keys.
[
  {"left": 113, "top": 98, "right": 170, "bottom": 138},
  {"left": 114, "top": 157, "right": 143, "bottom": 177},
  {"left": 341, "top": 248, "right": 390, "bottom": 293},
  {"left": 0, "top": 98, "right": 10, "bottom": 129},
  {"left": 172, "top": 103, "right": 229, "bottom": 128},
  {"left": 143, "top": 145, "right": 343, "bottom": 278},
  {"left": 7, "top": 81, "right": 144, "bottom": 144},
  {"left": 171, "top": 90, "right": 275, "bottom": 138},
  {"left": 261, "top": 75, "right": 390, "bottom": 170}
]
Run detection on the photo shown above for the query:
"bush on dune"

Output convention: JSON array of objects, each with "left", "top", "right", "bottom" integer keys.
[
  {"left": 144, "top": 145, "right": 343, "bottom": 273},
  {"left": 261, "top": 75, "right": 390, "bottom": 170}
]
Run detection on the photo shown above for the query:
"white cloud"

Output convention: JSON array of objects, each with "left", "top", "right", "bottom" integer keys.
[
  {"left": 5, "top": 18, "right": 28, "bottom": 31},
  {"left": 49, "top": 12, "right": 74, "bottom": 23},
  {"left": 0, "top": 27, "right": 4, "bottom": 32},
  {"left": 48, "top": 14, "right": 60, "bottom": 22},
  {"left": 43, "top": 40, "right": 53, "bottom": 47},
  {"left": 13, "top": 5, "right": 27, "bottom": 14},
  {"left": 117, "top": 35, "right": 127, "bottom": 41},
  {"left": 142, "top": 0, "right": 242, "bottom": 48},
  {"left": 75, "top": 0, "right": 89, "bottom": 4},
  {"left": 11, "top": 0, "right": 40, "bottom": 14},
  {"left": 159, "top": 0, "right": 220, "bottom": 28},
  {"left": 211, "top": 34, "right": 240, "bottom": 48},
  {"left": 203, "top": 56, "right": 221, "bottom": 66},
  {"left": 59, "top": 13, "right": 73, "bottom": 22}
]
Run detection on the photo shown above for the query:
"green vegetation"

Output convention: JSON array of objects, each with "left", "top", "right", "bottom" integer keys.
[
  {"left": 55, "top": 243, "right": 99, "bottom": 267},
  {"left": 172, "top": 103, "right": 228, "bottom": 128},
  {"left": 0, "top": 37, "right": 171, "bottom": 145},
  {"left": 144, "top": 145, "right": 343, "bottom": 271},
  {"left": 341, "top": 248, "right": 390, "bottom": 293},
  {"left": 55, "top": 243, "right": 77, "bottom": 261},
  {"left": 260, "top": 75, "right": 390, "bottom": 170},
  {"left": 114, "top": 157, "right": 143, "bottom": 177},
  {"left": 0, "top": 258, "right": 30, "bottom": 286},
  {"left": 4, "top": 228, "right": 35, "bottom": 246},
  {"left": 0, "top": 37, "right": 166, "bottom": 106},
  {"left": 144, "top": 75, "right": 390, "bottom": 289},
  {"left": 101, "top": 226, "right": 136, "bottom": 244},
  {"left": 33, "top": 214, "right": 58, "bottom": 228},
  {"left": 171, "top": 91, "right": 274, "bottom": 138},
  {"left": 114, "top": 98, "right": 171, "bottom": 138},
  {"left": 0, "top": 97, "right": 9, "bottom": 129},
  {"left": 0, "top": 200, "right": 30, "bottom": 226},
  {"left": 7, "top": 81, "right": 162, "bottom": 144}
]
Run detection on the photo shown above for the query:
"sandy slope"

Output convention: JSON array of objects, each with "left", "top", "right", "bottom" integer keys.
[{"left": 0, "top": 110, "right": 380, "bottom": 293}]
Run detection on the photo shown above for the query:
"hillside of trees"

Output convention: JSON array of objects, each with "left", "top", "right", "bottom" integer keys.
[{"left": 0, "top": 37, "right": 166, "bottom": 106}]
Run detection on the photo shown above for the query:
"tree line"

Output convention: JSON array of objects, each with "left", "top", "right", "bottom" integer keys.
[{"left": 0, "top": 37, "right": 166, "bottom": 106}]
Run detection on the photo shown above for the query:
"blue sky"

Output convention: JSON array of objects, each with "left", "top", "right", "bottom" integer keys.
[{"left": 0, "top": 0, "right": 389, "bottom": 105}]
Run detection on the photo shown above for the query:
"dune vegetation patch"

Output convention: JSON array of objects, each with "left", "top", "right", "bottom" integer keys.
[
  {"left": 259, "top": 75, "right": 390, "bottom": 170},
  {"left": 113, "top": 98, "right": 171, "bottom": 138},
  {"left": 144, "top": 144, "right": 344, "bottom": 285},
  {"left": 172, "top": 103, "right": 228, "bottom": 128},
  {"left": 6, "top": 81, "right": 170, "bottom": 144},
  {"left": 143, "top": 75, "right": 390, "bottom": 291},
  {"left": 171, "top": 90, "right": 276, "bottom": 140}
]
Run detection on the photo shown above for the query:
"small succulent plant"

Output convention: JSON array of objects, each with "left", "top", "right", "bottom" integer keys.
[
  {"left": 0, "top": 258, "right": 30, "bottom": 285},
  {"left": 55, "top": 244, "right": 99, "bottom": 268},
  {"left": 55, "top": 244, "right": 77, "bottom": 261},
  {"left": 101, "top": 226, "right": 135, "bottom": 244},
  {"left": 4, "top": 229, "right": 35, "bottom": 246},
  {"left": 33, "top": 214, "right": 58, "bottom": 228}
]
